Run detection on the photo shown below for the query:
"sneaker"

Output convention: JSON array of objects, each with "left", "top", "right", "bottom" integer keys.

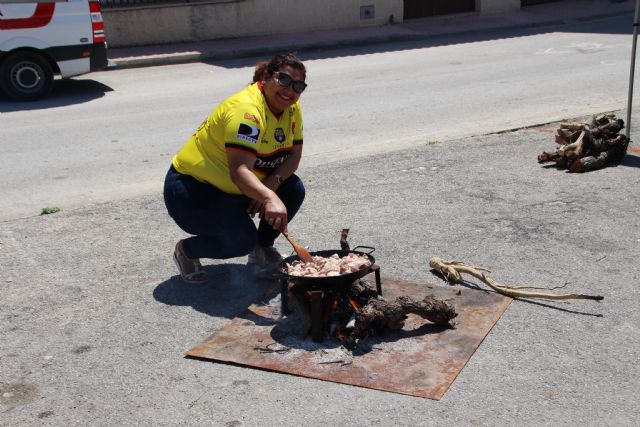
[{"left": 247, "top": 245, "right": 284, "bottom": 277}]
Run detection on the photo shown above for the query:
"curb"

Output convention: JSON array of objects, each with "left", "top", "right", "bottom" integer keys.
[
  {"left": 107, "top": 11, "right": 634, "bottom": 71},
  {"left": 107, "top": 20, "right": 565, "bottom": 70},
  {"left": 576, "top": 9, "right": 635, "bottom": 22}
]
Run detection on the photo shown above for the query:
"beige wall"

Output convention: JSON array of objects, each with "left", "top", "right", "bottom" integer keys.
[
  {"left": 103, "top": 0, "right": 520, "bottom": 48},
  {"left": 104, "top": 0, "right": 404, "bottom": 47}
]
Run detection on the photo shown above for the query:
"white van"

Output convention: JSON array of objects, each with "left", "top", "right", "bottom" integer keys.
[{"left": 0, "top": 0, "right": 107, "bottom": 101}]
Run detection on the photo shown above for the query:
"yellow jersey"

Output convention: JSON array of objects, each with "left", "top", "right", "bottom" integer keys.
[{"left": 172, "top": 83, "right": 303, "bottom": 194}]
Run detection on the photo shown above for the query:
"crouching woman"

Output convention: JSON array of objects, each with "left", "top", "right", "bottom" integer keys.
[{"left": 163, "top": 52, "right": 308, "bottom": 283}]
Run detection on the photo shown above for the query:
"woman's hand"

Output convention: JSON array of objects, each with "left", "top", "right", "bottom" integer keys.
[
  {"left": 262, "top": 194, "right": 288, "bottom": 232},
  {"left": 247, "top": 199, "right": 263, "bottom": 218},
  {"left": 247, "top": 174, "right": 280, "bottom": 218},
  {"left": 227, "top": 150, "right": 289, "bottom": 231}
]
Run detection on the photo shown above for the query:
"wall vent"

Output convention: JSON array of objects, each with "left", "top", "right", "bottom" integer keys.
[{"left": 360, "top": 5, "right": 375, "bottom": 20}]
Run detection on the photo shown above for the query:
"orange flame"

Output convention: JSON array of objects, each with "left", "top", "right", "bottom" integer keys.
[{"left": 347, "top": 296, "right": 360, "bottom": 311}]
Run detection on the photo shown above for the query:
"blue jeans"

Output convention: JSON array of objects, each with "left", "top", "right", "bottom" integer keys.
[{"left": 163, "top": 165, "right": 305, "bottom": 259}]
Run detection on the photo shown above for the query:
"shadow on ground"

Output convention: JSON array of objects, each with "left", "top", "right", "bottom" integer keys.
[
  {"left": 621, "top": 153, "right": 640, "bottom": 168},
  {"left": 429, "top": 270, "right": 604, "bottom": 317},
  {"left": 0, "top": 79, "right": 113, "bottom": 112},
  {"left": 153, "top": 263, "right": 275, "bottom": 319}
]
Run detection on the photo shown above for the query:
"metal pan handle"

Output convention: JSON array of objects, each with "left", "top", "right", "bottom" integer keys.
[{"left": 352, "top": 245, "right": 375, "bottom": 254}]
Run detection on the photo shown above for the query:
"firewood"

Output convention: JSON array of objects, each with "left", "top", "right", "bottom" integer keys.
[
  {"left": 559, "top": 130, "right": 587, "bottom": 159},
  {"left": 554, "top": 156, "right": 568, "bottom": 168},
  {"left": 429, "top": 257, "right": 603, "bottom": 301},
  {"left": 537, "top": 114, "right": 628, "bottom": 172},
  {"left": 607, "top": 134, "right": 628, "bottom": 146},
  {"left": 570, "top": 138, "right": 627, "bottom": 172},
  {"left": 348, "top": 278, "right": 381, "bottom": 302},
  {"left": 600, "top": 119, "right": 623, "bottom": 134},
  {"left": 559, "top": 123, "right": 585, "bottom": 131},
  {"left": 555, "top": 129, "right": 574, "bottom": 144},
  {"left": 569, "top": 153, "right": 608, "bottom": 173},
  {"left": 352, "top": 294, "right": 457, "bottom": 338},
  {"left": 538, "top": 151, "right": 561, "bottom": 163}
]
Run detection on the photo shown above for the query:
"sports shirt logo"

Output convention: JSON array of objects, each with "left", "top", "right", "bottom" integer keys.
[
  {"left": 243, "top": 113, "right": 260, "bottom": 125},
  {"left": 274, "top": 128, "right": 285, "bottom": 143},
  {"left": 237, "top": 123, "right": 259, "bottom": 144}
]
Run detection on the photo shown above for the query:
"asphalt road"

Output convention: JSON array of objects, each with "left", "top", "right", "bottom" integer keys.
[
  {"left": 1, "top": 14, "right": 640, "bottom": 426},
  {"left": 1, "top": 116, "right": 639, "bottom": 425},
  {"left": 0, "top": 14, "right": 634, "bottom": 221}
]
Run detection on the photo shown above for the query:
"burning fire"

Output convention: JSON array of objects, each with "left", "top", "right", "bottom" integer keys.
[
  {"left": 322, "top": 294, "right": 362, "bottom": 343},
  {"left": 347, "top": 296, "right": 360, "bottom": 311}
]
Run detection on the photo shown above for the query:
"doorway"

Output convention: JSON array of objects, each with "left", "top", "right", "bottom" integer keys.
[
  {"left": 521, "top": 0, "right": 560, "bottom": 5},
  {"left": 404, "top": 0, "right": 476, "bottom": 19}
]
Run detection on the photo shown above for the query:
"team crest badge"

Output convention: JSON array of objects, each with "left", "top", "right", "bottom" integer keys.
[{"left": 274, "top": 128, "right": 285, "bottom": 143}]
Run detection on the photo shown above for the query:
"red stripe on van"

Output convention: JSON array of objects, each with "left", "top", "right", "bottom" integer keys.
[{"left": 0, "top": 3, "right": 55, "bottom": 30}]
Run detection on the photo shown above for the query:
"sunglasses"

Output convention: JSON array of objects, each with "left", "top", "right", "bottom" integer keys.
[{"left": 275, "top": 72, "right": 307, "bottom": 94}]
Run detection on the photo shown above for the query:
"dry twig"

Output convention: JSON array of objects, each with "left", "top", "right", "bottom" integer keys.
[{"left": 429, "top": 257, "right": 603, "bottom": 301}]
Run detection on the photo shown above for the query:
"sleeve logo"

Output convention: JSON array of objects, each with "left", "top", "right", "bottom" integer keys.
[
  {"left": 237, "top": 123, "right": 259, "bottom": 144},
  {"left": 243, "top": 113, "right": 260, "bottom": 125}
]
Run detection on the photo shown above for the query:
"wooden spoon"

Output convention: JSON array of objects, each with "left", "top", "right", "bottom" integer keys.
[{"left": 283, "top": 231, "right": 313, "bottom": 263}]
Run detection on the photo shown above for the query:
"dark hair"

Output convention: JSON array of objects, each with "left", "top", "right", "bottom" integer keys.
[{"left": 252, "top": 52, "right": 306, "bottom": 83}]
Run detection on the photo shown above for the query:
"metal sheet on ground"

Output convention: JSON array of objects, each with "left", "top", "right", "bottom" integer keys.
[{"left": 186, "top": 275, "right": 512, "bottom": 400}]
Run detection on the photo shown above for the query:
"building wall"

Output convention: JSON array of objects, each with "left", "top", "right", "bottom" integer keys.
[
  {"left": 103, "top": 0, "right": 403, "bottom": 47},
  {"left": 103, "top": 0, "right": 519, "bottom": 48},
  {"left": 477, "top": 0, "right": 520, "bottom": 13}
]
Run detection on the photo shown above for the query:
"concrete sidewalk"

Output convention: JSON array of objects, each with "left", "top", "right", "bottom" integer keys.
[{"left": 108, "top": 0, "right": 635, "bottom": 69}]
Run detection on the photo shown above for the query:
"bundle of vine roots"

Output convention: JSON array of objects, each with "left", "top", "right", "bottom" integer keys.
[{"left": 537, "top": 114, "right": 629, "bottom": 173}]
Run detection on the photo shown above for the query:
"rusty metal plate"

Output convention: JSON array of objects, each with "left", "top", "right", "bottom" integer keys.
[{"left": 186, "top": 275, "right": 512, "bottom": 400}]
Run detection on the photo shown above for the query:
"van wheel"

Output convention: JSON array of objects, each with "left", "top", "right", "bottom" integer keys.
[{"left": 0, "top": 52, "right": 54, "bottom": 101}]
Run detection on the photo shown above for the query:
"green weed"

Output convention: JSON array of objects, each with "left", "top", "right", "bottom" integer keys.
[{"left": 40, "top": 207, "right": 61, "bottom": 215}]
